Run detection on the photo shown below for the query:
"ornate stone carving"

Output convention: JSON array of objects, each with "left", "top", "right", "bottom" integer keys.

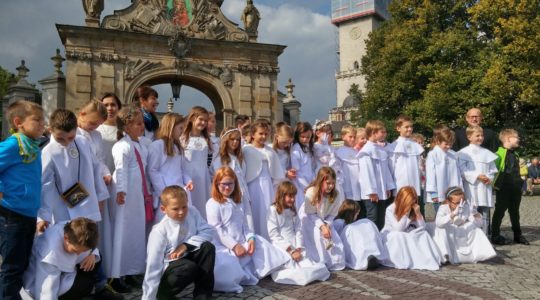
[
  {"left": 237, "top": 64, "right": 279, "bottom": 74},
  {"left": 101, "top": 0, "right": 249, "bottom": 42},
  {"left": 65, "top": 50, "right": 122, "bottom": 63},
  {"left": 241, "top": 0, "right": 260, "bottom": 41},
  {"left": 82, "top": 0, "right": 104, "bottom": 19},
  {"left": 124, "top": 59, "right": 162, "bottom": 80},
  {"left": 168, "top": 31, "right": 192, "bottom": 58},
  {"left": 196, "top": 63, "right": 233, "bottom": 86}
]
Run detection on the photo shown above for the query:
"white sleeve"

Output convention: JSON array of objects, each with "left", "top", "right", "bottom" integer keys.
[
  {"left": 291, "top": 148, "right": 311, "bottom": 188},
  {"left": 385, "top": 208, "right": 409, "bottom": 232},
  {"left": 266, "top": 207, "right": 291, "bottom": 251},
  {"left": 92, "top": 149, "right": 109, "bottom": 202},
  {"left": 294, "top": 214, "right": 304, "bottom": 249},
  {"left": 95, "top": 133, "right": 111, "bottom": 177},
  {"left": 181, "top": 154, "right": 192, "bottom": 185},
  {"left": 185, "top": 208, "right": 215, "bottom": 247},
  {"left": 487, "top": 161, "right": 498, "bottom": 180},
  {"left": 33, "top": 262, "right": 62, "bottom": 300},
  {"left": 142, "top": 228, "right": 167, "bottom": 300},
  {"left": 459, "top": 159, "right": 481, "bottom": 184},
  {"left": 38, "top": 154, "right": 57, "bottom": 223},
  {"left": 113, "top": 142, "right": 130, "bottom": 194},
  {"left": 147, "top": 142, "right": 167, "bottom": 198},
  {"left": 435, "top": 205, "right": 452, "bottom": 228},
  {"left": 425, "top": 152, "right": 438, "bottom": 195},
  {"left": 358, "top": 155, "right": 377, "bottom": 197},
  {"left": 205, "top": 201, "right": 239, "bottom": 250}
]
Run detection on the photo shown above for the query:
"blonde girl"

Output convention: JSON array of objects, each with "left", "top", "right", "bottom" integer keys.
[{"left": 273, "top": 122, "right": 296, "bottom": 180}]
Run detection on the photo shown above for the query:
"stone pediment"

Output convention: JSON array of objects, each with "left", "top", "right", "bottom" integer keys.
[{"left": 102, "top": 0, "right": 249, "bottom": 42}]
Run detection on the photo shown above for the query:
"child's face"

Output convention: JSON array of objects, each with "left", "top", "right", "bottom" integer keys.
[
  {"left": 342, "top": 132, "right": 356, "bottom": 147},
  {"left": 161, "top": 196, "right": 189, "bottom": 223},
  {"left": 52, "top": 129, "right": 77, "bottom": 147},
  {"left": 355, "top": 133, "right": 367, "bottom": 148},
  {"left": 17, "top": 112, "right": 45, "bottom": 139},
  {"left": 448, "top": 194, "right": 463, "bottom": 207},
  {"left": 172, "top": 122, "right": 184, "bottom": 140},
  {"left": 141, "top": 95, "right": 159, "bottom": 113},
  {"left": 298, "top": 130, "right": 312, "bottom": 146},
  {"left": 63, "top": 236, "right": 89, "bottom": 255},
  {"left": 243, "top": 133, "right": 252, "bottom": 144},
  {"left": 102, "top": 96, "right": 120, "bottom": 121},
  {"left": 438, "top": 141, "right": 452, "bottom": 152},
  {"left": 252, "top": 127, "right": 269, "bottom": 147},
  {"left": 207, "top": 115, "right": 216, "bottom": 132},
  {"left": 193, "top": 114, "right": 208, "bottom": 133},
  {"left": 79, "top": 111, "right": 105, "bottom": 132},
  {"left": 217, "top": 176, "right": 236, "bottom": 197},
  {"left": 226, "top": 134, "right": 241, "bottom": 152},
  {"left": 125, "top": 115, "right": 145, "bottom": 141},
  {"left": 322, "top": 177, "right": 336, "bottom": 195},
  {"left": 467, "top": 130, "right": 484, "bottom": 145},
  {"left": 505, "top": 135, "right": 520, "bottom": 149},
  {"left": 397, "top": 121, "right": 413, "bottom": 138},
  {"left": 275, "top": 135, "right": 292, "bottom": 150},
  {"left": 284, "top": 193, "right": 296, "bottom": 208}
]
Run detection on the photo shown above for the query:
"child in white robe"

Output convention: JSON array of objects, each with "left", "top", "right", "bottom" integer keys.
[
  {"left": 426, "top": 128, "right": 462, "bottom": 213},
  {"left": 457, "top": 126, "right": 498, "bottom": 235},
  {"left": 211, "top": 127, "right": 254, "bottom": 231},
  {"left": 23, "top": 218, "right": 101, "bottom": 300},
  {"left": 148, "top": 113, "right": 193, "bottom": 222},
  {"left": 243, "top": 121, "right": 285, "bottom": 239},
  {"left": 335, "top": 125, "right": 362, "bottom": 204},
  {"left": 272, "top": 122, "right": 296, "bottom": 181},
  {"left": 313, "top": 121, "right": 341, "bottom": 175},
  {"left": 357, "top": 120, "right": 396, "bottom": 230},
  {"left": 206, "top": 167, "right": 288, "bottom": 292},
  {"left": 301, "top": 167, "right": 346, "bottom": 271},
  {"left": 267, "top": 181, "right": 330, "bottom": 285},
  {"left": 387, "top": 115, "right": 424, "bottom": 196},
  {"left": 180, "top": 106, "right": 212, "bottom": 219},
  {"left": 110, "top": 106, "right": 148, "bottom": 285},
  {"left": 381, "top": 186, "right": 442, "bottom": 270},
  {"left": 143, "top": 186, "right": 216, "bottom": 300},
  {"left": 291, "top": 122, "right": 316, "bottom": 209},
  {"left": 433, "top": 187, "right": 496, "bottom": 264},
  {"left": 333, "top": 200, "right": 388, "bottom": 270}
]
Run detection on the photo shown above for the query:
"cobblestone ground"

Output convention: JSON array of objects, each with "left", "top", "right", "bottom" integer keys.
[{"left": 124, "top": 196, "right": 540, "bottom": 299}]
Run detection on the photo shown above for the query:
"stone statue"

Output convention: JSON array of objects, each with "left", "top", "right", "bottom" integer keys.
[
  {"left": 82, "top": 0, "right": 104, "bottom": 19},
  {"left": 241, "top": 0, "right": 260, "bottom": 37}
]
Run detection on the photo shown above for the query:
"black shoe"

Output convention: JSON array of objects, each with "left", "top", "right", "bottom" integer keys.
[
  {"left": 367, "top": 256, "right": 379, "bottom": 270},
  {"left": 514, "top": 236, "right": 530, "bottom": 245},
  {"left": 108, "top": 278, "right": 132, "bottom": 293},
  {"left": 124, "top": 274, "right": 143, "bottom": 288},
  {"left": 491, "top": 235, "right": 508, "bottom": 245},
  {"left": 95, "top": 286, "right": 124, "bottom": 300}
]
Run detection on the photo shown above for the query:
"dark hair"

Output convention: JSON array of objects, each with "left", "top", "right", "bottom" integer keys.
[
  {"left": 64, "top": 217, "right": 99, "bottom": 250},
  {"left": 50, "top": 108, "right": 78, "bottom": 132},
  {"left": 138, "top": 86, "right": 158, "bottom": 101},
  {"left": 336, "top": 200, "right": 360, "bottom": 225},
  {"left": 293, "top": 122, "right": 314, "bottom": 154},
  {"left": 235, "top": 114, "right": 250, "bottom": 127},
  {"left": 101, "top": 92, "right": 122, "bottom": 110}
]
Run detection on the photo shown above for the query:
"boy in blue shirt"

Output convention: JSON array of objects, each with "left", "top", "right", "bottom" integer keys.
[{"left": 0, "top": 100, "right": 45, "bottom": 300}]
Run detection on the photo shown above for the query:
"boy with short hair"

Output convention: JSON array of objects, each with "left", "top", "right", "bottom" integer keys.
[
  {"left": 143, "top": 185, "right": 216, "bottom": 300},
  {"left": 492, "top": 129, "right": 529, "bottom": 245},
  {"left": 22, "top": 217, "right": 100, "bottom": 300},
  {"left": 357, "top": 120, "right": 396, "bottom": 229},
  {"left": 335, "top": 125, "right": 362, "bottom": 207},
  {"left": 0, "top": 100, "right": 45, "bottom": 299}
]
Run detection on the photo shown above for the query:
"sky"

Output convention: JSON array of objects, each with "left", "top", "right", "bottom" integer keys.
[{"left": 0, "top": 0, "right": 337, "bottom": 122}]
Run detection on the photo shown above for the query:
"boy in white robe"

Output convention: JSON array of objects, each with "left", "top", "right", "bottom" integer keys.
[
  {"left": 457, "top": 126, "right": 498, "bottom": 235},
  {"left": 357, "top": 120, "right": 396, "bottom": 230},
  {"left": 335, "top": 125, "right": 361, "bottom": 206},
  {"left": 143, "top": 186, "right": 215, "bottom": 300},
  {"left": 22, "top": 218, "right": 101, "bottom": 300}
]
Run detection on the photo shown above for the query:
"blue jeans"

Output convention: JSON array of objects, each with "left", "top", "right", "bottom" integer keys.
[{"left": 0, "top": 206, "right": 36, "bottom": 300}]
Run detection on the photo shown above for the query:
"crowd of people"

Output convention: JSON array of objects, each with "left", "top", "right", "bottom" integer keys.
[{"left": 0, "top": 88, "right": 530, "bottom": 300}]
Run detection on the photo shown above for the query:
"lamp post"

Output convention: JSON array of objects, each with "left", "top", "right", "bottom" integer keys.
[{"left": 168, "top": 80, "right": 182, "bottom": 112}]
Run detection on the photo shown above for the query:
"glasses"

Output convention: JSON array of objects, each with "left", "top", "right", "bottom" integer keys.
[{"left": 219, "top": 182, "right": 235, "bottom": 188}]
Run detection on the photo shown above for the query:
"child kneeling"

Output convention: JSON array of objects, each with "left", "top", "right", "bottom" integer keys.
[{"left": 143, "top": 185, "right": 215, "bottom": 300}]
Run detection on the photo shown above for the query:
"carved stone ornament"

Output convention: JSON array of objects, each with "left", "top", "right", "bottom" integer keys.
[
  {"left": 196, "top": 63, "right": 233, "bottom": 86},
  {"left": 65, "top": 50, "right": 122, "bottom": 62},
  {"left": 82, "top": 0, "right": 104, "bottom": 19},
  {"left": 124, "top": 59, "right": 163, "bottom": 80},
  {"left": 101, "top": 0, "right": 249, "bottom": 42},
  {"left": 168, "top": 31, "right": 192, "bottom": 58}
]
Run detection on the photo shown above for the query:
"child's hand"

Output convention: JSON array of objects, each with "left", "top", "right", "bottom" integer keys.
[
  {"left": 169, "top": 244, "right": 187, "bottom": 260},
  {"left": 412, "top": 204, "right": 422, "bottom": 218},
  {"left": 291, "top": 249, "right": 303, "bottom": 262},
  {"left": 247, "top": 239, "right": 256, "bottom": 255},
  {"left": 185, "top": 181, "right": 194, "bottom": 191},
  {"left": 286, "top": 168, "right": 297, "bottom": 180},
  {"left": 477, "top": 174, "right": 491, "bottom": 185},
  {"left": 116, "top": 192, "right": 126, "bottom": 205},
  {"left": 103, "top": 175, "right": 112, "bottom": 186},
  {"left": 386, "top": 190, "right": 392, "bottom": 199},
  {"left": 320, "top": 224, "right": 331, "bottom": 239},
  {"left": 369, "top": 194, "right": 379, "bottom": 203},
  {"left": 233, "top": 244, "right": 247, "bottom": 257},
  {"left": 36, "top": 220, "right": 49, "bottom": 233},
  {"left": 80, "top": 254, "right": 97, "bottom": 272}
]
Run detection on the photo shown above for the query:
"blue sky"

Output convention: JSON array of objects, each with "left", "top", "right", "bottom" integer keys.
[{"left": 0, "top": 0, "right": 337, "bottom": 122}]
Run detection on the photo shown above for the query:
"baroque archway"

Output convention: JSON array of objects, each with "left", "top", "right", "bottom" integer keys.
[{"left": 59, "top": 0, "right": 286, "bottom": 127}]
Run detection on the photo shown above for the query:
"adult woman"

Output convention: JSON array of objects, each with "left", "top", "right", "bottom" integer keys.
[{"left": 97, "top": 92, "right": 122, "bottom": 174}]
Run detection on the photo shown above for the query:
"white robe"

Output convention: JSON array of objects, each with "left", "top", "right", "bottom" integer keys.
[
  {"left": 333, "top": 218, "right": 388, "bottom": 270},
  {"left": 381, "top": 204, "right": 442, "bottom": 270},
  {"left": 301, "top": 187, "right": 345, "bottom": 271},
  {"left": 387, "top": 137, "right": 424, "bottom": 195},
  {"left": 267, "top": 205, "right": 330, "bottom": 285},
  {"left": 291, "top": 143, "right": 315, "bottom": 208},
  {"left": 147, "top": 140, "right": 192, "bottom": 220},
  {"left": 432, "top": 203, "right": 496, "bottom": 264},
  {"left": 142, "top": 211, "right": 214, "bottom": 300},
  {"left": 457, "top": 144, "right": 498, "bottom": 207},
  {"left": 335, "top": 146, "right": 362, "bottom": 200},
  {"left": 206, "top": 198, "right": 288, "bottom": 291},
  {"left": 425, "top": 146, "right": 463, "bottom": 202},
  {"left": 23, "top": 222, "right": 100, "bottom": 300},
  {"left": 243, "top": 145, "right": 285, "bottom": 239},
  {"left": 40, "top": 135, "right": 109, "bottom": 223},
  {"left": 275, "top": 148, "right": 291, "bottom": 174},
  {"left": 357, "top": 141, "right": 396, "bottom": 200},
  {"left": 96, "top": 124, "right": 118, "bottom": 174},
  {"left": 181, "top": 136, "right": 211, "bottom": 219},
  {"left": 211, "top": 155, "right": 254, "bottom": 232},
  {"left": 110, "top": 135, "right": 147, "bottom": 278}
]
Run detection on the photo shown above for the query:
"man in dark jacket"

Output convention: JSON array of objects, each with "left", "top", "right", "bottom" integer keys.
[{"left": 453, "top": 108, "right": 499, "bottom": 152}]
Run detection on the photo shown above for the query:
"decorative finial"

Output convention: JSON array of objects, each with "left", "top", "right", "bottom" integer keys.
[
  {"left": 16, "top": 60, "right": 29, "bottom": 79},
  {"left": 286, "top": 78, "right": 295, "bottom": 98},
  {"left": 167, "top": 97, "right": 174, "bottom": 113},
  {"left": 51, "top": 49, "right": 66, "bottom": 76}
]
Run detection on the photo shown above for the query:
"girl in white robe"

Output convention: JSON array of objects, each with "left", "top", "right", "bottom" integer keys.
[
  {"left": 301, "top": 167, "right": 346, "bottom": 271},
  {"left": 243, "top": 121, "right": 285, "bottom": 239},
  {"left": 272, "top": 122, "right": 296, "bottom": 181},
  {"left": 180, "top": 106, "right": 212, "bottom": 219},
  {"left": 110, "top": 107, "right": 148, "bottom": 280},
  {"left": 333, "top": 200, "right": 388, "bottom": 270},
  {"left": 313, "top": 121, "right": 342, "bottom": 175},
  {"left": 426, "top": 131, "right": 462, "bottom": 213},
  {"left": 206, "top": 167, "right": 288, "bottom": 292},
  {"left": 432, "top": 187, "right": 496, "bottom": 264},
  {"left": 267, "top": 181, "right": 330, "bottom": 285},
  {"left": 381, "top": 186, "right": 442, "bottom": 271},
  {"left": 211, "top": 127, "right": 254, "bottom": 231},
  {"left": 147, "top": 113, "right": 193, "bottom": 222},
  {"left": 291, "top": 122, "right": 316, "bottom": 208}
]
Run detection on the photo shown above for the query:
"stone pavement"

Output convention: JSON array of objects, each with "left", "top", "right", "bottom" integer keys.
[{"left": 124, "top": 196, "right": 540, "bottom": 300}]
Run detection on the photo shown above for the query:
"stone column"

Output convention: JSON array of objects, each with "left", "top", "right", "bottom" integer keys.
[{"left": 39, "top": 49, "right": 66, "bottom": 124}]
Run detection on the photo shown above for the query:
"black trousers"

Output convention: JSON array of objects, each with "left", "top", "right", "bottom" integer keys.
[
  {"left": 157, "top": 242, "right": 215, "bottom": 300},
  {"left": 59, "top": 262, "right": 100, "bottom": 300},
  {"left": 362, "top": 199, "right": 388, "bottom": 230},
  {"left": 492, "top": 186, "right": 522, "bottom": 239}
]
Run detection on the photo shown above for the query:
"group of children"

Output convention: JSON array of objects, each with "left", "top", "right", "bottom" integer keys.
[{"left": 0, "top": 94, "right": 527, "bottom": 300}]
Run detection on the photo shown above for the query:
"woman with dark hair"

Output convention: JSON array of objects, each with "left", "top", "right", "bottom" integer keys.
[
  {"left": 97, "top": 93, "right": 122, "bottom": 174},
  {"left": 137, "top": 86, "right": 160, "bottom": 141}
]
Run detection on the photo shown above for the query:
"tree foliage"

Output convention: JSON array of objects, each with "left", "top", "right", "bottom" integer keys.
[{"left": 360, "top": 0, "right": 540, "bottom": 155}]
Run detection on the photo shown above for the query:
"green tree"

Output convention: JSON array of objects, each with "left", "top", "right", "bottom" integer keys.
[{"left": 0, "top": 66, "right": 13, "bottom": 100}]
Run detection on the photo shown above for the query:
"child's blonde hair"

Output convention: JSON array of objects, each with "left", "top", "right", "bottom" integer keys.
[
  {"left": 219, "top": 126, "right": 243, "bottom": 166},
  {"left": 341, "top": 124, "right": 357, "bottom": 138},
  {"left": 356, "top": 128, "right": 366, "bottom": 137},
  {"left": 307, "top": 166, "right": 338, "bottom": 206},
  {"left": 182, "top": 106, "right": 211, "bottom": 151},
  {"left": 79, "top": 99, "right": 107, "bottom": 121},
  {"left": 273, "top": 181, "right": 298, "bottom": 215},
  {"left": 466, "top": 125, "right": 483, "bottom": 138},
  {"left": 411, "top": 133, "right": 425, "bottom": 144},
  {"left": 273, "top": 122, "right": 294, "bottom": 153},
  {"left": 156, "top": 113, "right": 184, "bottom": 156},
  {"left": 6, "top": 100, "right": 43, "bottom": 131},
  {"left": 211, "top": 167, "right": 241, "bottom": 204},
  {"left": 499, "top": 129, "right": 519, "bottom": 143},
  {"left": 433, "top": 128, "right": 455, "bottom": 145},
  {"left": 336, "top": 200, "right": 360, "bottom": 225},
  {"left": 365, "top": 120, "right": 385, "bottom": 138},
  {"left": 442, "top": 186, "right": 465, "bottom": 205},
  {"left": 160, "top": 185, "right": 188, "bottom": 206},
  {"left": 116, "top": 104, "right": 142, "bottom": 140}
]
